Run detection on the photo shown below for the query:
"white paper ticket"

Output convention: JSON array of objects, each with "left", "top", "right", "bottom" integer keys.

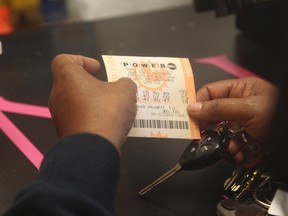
[{"left": 102, "top": 55, "right": 200, "bottom": 140}]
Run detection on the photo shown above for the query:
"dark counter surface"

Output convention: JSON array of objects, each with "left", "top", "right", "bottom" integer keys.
[{"left": 0, "top": 5, "right": 276, "bottom": 216}]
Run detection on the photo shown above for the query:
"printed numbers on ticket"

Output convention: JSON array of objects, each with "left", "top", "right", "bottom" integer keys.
[{"left": 102, "top": 55, "right": 200, "bottom": 139}]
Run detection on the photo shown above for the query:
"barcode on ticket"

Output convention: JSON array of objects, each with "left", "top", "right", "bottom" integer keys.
[{"left": 133, "top": 119, "right": 189, "bottom": 130}]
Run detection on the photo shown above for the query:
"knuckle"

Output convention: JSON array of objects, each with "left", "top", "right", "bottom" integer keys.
[
  {"left": 51, "top": 54, "right": 71, "bottom": 76},
  {"left": 196, "top": 85, "right": 212, "bottom": 102},
  {"left": 242, "top": 99, "right": 258, "bottom": 118},
  {"left": 52, "top": 54, "right": 67, "bottom": 67},
  {"left": 209, "top": 99, "right": 221, "bottom": 111},
  {"left": 52, "top": 63, "right": 75, "bottom": 80}
]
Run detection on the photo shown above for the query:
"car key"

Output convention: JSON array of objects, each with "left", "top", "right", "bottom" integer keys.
[{"left": 138, "top": 124, "right": 229, "bottom": 196}]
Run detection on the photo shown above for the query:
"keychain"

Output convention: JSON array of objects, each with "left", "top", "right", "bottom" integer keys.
[{"left": 138, "top": 121, "right": 271, "bottom": 198}]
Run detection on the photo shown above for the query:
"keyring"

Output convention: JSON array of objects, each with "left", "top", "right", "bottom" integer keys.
[{"left": 217, "top": 121, "right": 247, "bottom": 147}]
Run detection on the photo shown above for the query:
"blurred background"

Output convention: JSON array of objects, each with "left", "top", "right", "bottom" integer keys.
[{"left": 0, "top": 0, "right": 192, "bottom": 35}]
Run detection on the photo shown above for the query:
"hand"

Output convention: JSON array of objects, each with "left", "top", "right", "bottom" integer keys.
[
  {"left": 187, "top": 77, "right": 279, "bottom": 167},
  {"left": 48, "top": 54, "right": 137, "bottom": 153}
]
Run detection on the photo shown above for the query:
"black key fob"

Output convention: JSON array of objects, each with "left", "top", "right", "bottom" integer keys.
[{"left": 179, "top": 129, "right": 229, "bottom": 171}]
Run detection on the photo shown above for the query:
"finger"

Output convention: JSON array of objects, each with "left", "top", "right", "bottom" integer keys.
[
  {"left": 187, "top": 98, "right": 252, "bottom": 123},
  {"left": 52, "top": 54, "right": 101, "bottom": 76},
  {"left": 228, "top": 140, "right": 240, "bottom": 155},
  {"left": 234, "top": 151, "right": 244, "bottom": 164},
  {"left": 196, "top": 78, "right": 248, "bottom": 102}
]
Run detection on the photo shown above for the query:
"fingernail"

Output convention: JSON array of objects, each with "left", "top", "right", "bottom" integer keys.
[{"left": 187, "top": 102, "right": 202, "bottom": 112}]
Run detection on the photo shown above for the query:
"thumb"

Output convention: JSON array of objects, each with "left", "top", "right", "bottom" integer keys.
[{"left": 187, "top": 98, "right": 251, "bottom": 123}]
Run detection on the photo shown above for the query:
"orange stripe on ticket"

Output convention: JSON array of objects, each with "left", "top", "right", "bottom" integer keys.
[{"left": 180, "top": 58, "right": 200, "bottom": 139}]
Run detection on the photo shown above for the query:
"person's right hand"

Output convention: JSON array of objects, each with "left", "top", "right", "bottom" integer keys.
[
  {"left": 48, "top": 54, "right": 137, "bottom": 153},
  {"left": 187, "top": 77, "right": 280, "bottom": 167}
]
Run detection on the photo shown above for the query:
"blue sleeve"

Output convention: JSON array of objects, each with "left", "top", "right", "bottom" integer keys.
[{"left": 2, "top": 133, "right": 120, "bottom": 216}]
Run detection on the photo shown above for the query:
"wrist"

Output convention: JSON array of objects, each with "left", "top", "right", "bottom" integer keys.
[{"left": 80, "top": 132, "right": 121, "bottom": 154}]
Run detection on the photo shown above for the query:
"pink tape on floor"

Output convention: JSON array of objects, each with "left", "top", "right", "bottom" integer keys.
[
  {"left": 194, "top": 55, "right": 260, "bottom": 78},
  {"left": 0, "top": 97, "right": 51, "bottom": 118},
  {"left": 0, "top": 111, "right": 43, "bottom": 169}
]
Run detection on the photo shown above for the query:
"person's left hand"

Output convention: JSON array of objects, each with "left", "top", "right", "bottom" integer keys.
[{"left": 48, "top": 54, "right": 137, "bottom": 153}]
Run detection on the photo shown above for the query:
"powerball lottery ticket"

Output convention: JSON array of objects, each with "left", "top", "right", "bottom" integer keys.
[{"left": 102, "top": 55, "right": 200, "bottom": 140}]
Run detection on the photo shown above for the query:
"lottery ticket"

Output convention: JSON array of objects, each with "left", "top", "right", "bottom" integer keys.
[{"left": 102, "top": 55, "right": 200, "bottom": 140}]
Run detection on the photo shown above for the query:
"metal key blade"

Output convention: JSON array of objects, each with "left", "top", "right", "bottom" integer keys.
[{"left": 138, "top": 163, "right": 182, "bottom": 196}]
